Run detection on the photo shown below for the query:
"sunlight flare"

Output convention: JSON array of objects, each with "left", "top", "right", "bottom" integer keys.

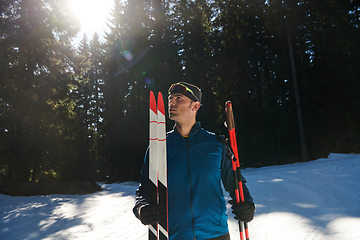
[{"left": 69, "top": 0, "right": 114, "bottom": 37}]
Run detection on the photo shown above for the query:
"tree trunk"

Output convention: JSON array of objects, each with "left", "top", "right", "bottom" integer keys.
[{"left": 284, "top": 2, "right": 309, "bottom": 161}]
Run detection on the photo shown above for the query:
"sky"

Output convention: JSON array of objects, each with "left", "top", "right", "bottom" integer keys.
[
  {"left": 1, "top": 153, "right": 360, "bottom": 239},
  {"left": 69, "top": 0, "right": 115, "bottom": 45}
]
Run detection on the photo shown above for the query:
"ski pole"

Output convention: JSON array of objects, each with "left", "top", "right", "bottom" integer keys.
[{"left": 225, "top": 101, "right": 250, "bottom": 240}]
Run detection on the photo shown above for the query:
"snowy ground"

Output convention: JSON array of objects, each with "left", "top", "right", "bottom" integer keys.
[{"left": 1, "top": 153, "right": 360, "bottom": 240}]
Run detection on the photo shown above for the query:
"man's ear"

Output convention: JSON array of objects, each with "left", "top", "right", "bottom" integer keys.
[{"left": 192, "top": 101, "right": 201, "bottom": 111}]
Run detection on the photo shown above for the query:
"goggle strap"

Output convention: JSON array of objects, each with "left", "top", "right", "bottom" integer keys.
[{"left": 168, "top": 83, "right": 199, "bottom": 102}]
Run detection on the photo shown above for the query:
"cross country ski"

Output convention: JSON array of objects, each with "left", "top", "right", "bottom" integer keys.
[{"left": 148, "top": 91, "right": 169, "bottom": 240}]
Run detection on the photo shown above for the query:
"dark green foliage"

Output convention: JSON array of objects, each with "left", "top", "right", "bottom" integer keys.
[
  {"left": 1, "top": 0, "right": 359, "bottom": 185},
  {"left": 0, "top": 0, "right": 80, "bottom": 183}
]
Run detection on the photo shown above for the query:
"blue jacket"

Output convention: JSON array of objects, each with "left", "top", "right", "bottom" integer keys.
[{"left": 134, "top": 123, "right": 253, "bottom": 240}]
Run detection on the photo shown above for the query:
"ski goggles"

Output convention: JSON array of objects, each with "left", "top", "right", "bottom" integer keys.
[{"left": 168, "top": 83, "right": 200, "bottom": 102}]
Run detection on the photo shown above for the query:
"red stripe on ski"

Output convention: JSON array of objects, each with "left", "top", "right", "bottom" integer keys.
[
  {"left": 150, "top": 91, "right": 157, "bottom": 114},
  {"left": 157, "top": 92, "right": 166, "bottom": 116}
]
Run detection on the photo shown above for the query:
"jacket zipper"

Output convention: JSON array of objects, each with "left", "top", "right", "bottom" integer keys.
[{"left": 186, "top": 139, "right": 196, "bottom": 239}]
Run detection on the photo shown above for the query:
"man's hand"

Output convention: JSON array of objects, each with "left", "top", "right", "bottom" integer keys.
[
  {"left": 138, "top": 204, "right": 166, "bottom": 225},
  {"left": 229, "top": 200, "right": 255, "bottom": 222}
]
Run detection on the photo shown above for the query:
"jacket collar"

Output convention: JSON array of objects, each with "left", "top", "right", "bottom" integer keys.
[{"left": 173, "top": 122, "right": 202, "bottom": 140}]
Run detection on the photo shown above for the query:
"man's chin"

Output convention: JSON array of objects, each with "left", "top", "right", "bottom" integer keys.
[{"left": 169, "top": 113, "right": 177, "bottom": 120}]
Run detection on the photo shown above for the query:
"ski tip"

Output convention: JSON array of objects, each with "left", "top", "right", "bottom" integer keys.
[
  {"left": 150, "top": 91, "right": 157, "bottom": 114},
  {"left": 157, "top": 92, "right": 166, "bottom": 116}
]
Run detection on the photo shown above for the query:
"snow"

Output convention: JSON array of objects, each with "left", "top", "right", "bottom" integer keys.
[{"left": 1, "top": 153, "right": 360, "bottom": 240}]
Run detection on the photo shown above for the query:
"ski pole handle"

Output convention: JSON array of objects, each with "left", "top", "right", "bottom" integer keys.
[
  {"left": 225, "top": 101, "right": 250, "bottom": 240},
  {"left": 225, "top": 101, "right": 244, "bottom": 202}
]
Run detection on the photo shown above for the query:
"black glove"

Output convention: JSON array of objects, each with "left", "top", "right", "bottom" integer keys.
[
  {"left": 229, "top": 200, "right": 255, "bottom": 222},
  {"left": 138, "top": 204, "right": 166, "bottom": 225}
]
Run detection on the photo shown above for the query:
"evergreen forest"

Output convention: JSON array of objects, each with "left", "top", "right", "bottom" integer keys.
[{"left": 1, "top": 0, "right": 359, "bottom": 184}]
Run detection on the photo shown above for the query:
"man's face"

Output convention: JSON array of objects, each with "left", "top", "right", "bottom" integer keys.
[{"left": 168, "top": 93, "right": 194, "bottom": 121}]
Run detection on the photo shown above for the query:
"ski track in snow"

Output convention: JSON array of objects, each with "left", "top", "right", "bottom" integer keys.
[{"left": 1, "top": 153, "right": 360, "bottom": 240}]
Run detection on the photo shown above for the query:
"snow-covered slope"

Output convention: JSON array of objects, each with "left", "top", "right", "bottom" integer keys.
[
  {"left": 1, "top": 153, "right": 359, "bottom": 240},
  {"left": 229, "top": 153, "right": 360, "bottom": 240}
]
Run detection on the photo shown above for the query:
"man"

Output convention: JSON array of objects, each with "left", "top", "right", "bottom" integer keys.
[{"left": 133, "top": 82, "right": 255, "bottom": 240}]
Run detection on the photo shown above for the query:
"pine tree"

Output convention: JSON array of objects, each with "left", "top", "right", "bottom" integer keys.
[{"left": 0, "top": 0, "right": 79, "bottom": 183}]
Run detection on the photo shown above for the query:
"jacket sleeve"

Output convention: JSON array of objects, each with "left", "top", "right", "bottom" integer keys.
[
  {"left": 133, "top": 147, "right": 150, "bottom": 219},
  {"left": 221, "top": 144, "right": 253, "bottom": 203}
]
